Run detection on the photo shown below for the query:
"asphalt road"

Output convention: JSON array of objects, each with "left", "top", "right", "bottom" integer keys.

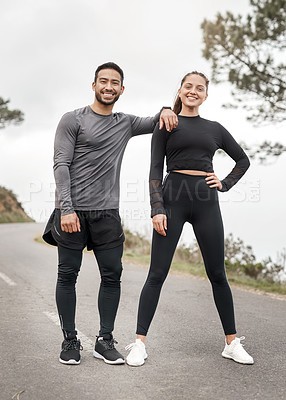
[{"left": 0, "top": 223, "right": 285, "bottom": 400}]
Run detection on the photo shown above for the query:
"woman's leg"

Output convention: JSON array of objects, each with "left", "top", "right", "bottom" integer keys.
[
  {"left": 56, "top": 245, "right": 83, "bottom": 339},
  {"left": 136, "top": 211, "right": 185, "bottom": 337},
  {"left": 127, "top": 173, "right": 192, "bottom": 366},
  {"left": 191, "top": 192, "right": 236, "bottom": 336}
]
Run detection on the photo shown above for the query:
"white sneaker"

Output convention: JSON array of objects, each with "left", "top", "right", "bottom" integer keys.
[
  {"left": 125, "top": 339, "right": 148, "bottom": 366},
  {"left": 222, "top": 336, "right": 254, "bottom": 364}
]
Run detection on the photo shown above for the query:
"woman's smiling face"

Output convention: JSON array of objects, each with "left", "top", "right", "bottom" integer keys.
[{"left": 178, "top": 74, "right": 208, "bottom": 112}]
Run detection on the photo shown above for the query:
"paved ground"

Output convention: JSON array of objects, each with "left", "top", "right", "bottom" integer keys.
[{"left": 0, "top": 223, "right": 285, "bottom": 400}]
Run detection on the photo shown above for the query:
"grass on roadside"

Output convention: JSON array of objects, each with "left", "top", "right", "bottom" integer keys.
[
  {"left": 122, "top": 228, "right": 286, "bottom": 296},
  {"left": 34, "top": 236, "right": 45, "bottom": 244},
  {"left": 123, "top": 251, "right": 286, "bottom": 296}
]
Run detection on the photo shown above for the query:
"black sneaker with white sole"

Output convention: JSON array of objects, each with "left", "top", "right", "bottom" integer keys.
[
  {"left": 59, "top": 338, "right": 83, "bottom": 365},
  {"left": 93, "top": 334, "right": 125, "bottom": 365}
]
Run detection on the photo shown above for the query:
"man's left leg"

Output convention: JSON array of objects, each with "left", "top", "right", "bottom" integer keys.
[{"left": 92, "top": 244, "right": 125, "bottom": 364}]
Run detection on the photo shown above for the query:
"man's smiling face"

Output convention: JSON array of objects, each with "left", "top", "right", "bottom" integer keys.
[{"left": 93, "top": 69, "right": 124, "bottom": 106}]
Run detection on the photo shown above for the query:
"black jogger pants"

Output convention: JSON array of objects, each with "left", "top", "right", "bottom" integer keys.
[{"left": 56, "top": 243, "right": 123, "bottom": 339}]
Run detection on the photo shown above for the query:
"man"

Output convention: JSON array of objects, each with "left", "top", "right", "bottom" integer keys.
[{"left": 43, "top": 62, "right": 178, "bottom": 365}]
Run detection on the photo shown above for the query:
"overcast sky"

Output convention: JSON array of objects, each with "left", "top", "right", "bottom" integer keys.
[{"left": 1, "top": 0, "right": 285, "bottom": 262}]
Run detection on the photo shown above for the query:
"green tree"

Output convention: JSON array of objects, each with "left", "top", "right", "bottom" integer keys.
[
  {"left": 201, "top": 0, "right": 286, "bottom": 125},
  {"left": 224, "top": 233, "right": 285, "bottom": 282},
  {"left": 0, "top": 97, "right": 24, "bottom": 129},
  {"left": 225, "top": 233, "right": 256, "bottom": 265}
]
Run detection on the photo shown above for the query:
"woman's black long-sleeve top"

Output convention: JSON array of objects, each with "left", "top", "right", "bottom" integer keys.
[{"left": 149, "top": 115, "right": 250, "bottom": 217}]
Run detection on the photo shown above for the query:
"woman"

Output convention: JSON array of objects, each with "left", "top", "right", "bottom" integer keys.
[{"left": 125, "top": 71, "right": 254, "bottom": 366}]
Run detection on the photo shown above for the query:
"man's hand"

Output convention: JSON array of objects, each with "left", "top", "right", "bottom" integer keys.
[
  {"left": 61, "top": 212, "right": 81, "bottom": 233},
  {"left": 159, "top": 109, "right": 178, "bottom": 132},
  {"left": 152, "top": 214, "right": 167, "bottom": 236},
  {"left": 205, "top": 173, "right": 223, "bottom": 190}
]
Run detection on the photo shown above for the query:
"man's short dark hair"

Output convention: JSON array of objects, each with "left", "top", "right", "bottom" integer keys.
[{"left": 94, "top": 62, "right": 124, "bottom": 86}]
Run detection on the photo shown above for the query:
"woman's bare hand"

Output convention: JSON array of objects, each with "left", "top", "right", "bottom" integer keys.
[
  {"left": 152, "top": 214, "right": 167, "bottom": 236},
  {"left": 205, "top": 173, "right": 222, "bottom": 190}
]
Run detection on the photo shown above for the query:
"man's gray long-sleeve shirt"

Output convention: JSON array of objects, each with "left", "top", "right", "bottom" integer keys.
[{"left": 54, "top": 105, "right": 159, "bottom": 215}]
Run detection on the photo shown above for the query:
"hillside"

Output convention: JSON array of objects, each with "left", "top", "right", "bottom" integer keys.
[{"left": 0, "top": 186, "right": 34, "bottom": 223}]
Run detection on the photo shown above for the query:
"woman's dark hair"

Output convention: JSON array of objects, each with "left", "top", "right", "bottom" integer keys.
[
  {"left": 94, "top": 62, "right": 124, "bottom": 86},
  {"left": 173, "top": 71, "right": 209, "bottom": 115}
]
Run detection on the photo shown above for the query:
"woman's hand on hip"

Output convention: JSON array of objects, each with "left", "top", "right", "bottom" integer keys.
[
  {"left": 205, "top": 173, "right": 223, "bottom": 190},
  {"left": 152, "top": 214, "right": 167, "bottom": 236}
]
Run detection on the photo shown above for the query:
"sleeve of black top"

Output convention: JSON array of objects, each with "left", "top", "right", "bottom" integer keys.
[
  {"left": 149, "top": 123, "right": 168, "bottom": 217},
  {"left": 217, "top": 123, "right": 250, "bottom": 192}
]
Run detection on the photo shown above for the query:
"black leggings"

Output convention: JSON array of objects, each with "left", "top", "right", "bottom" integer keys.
[
  {"left": 136, "top": 172, "right": 236, "bottom": 336},
  {"left": 56, "top": 244, "right": 123, "bottom": 339}
]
